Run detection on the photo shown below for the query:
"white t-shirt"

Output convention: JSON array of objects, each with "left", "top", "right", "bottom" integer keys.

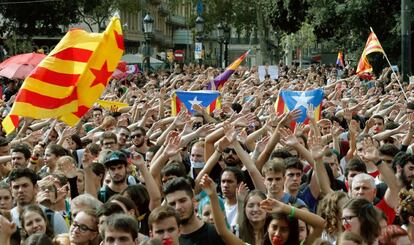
[{"left": 224, "top": 201, "right": 238, "bottom": 230}]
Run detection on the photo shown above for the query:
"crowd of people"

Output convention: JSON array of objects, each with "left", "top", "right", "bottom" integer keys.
[{"left": 0, "top": 62, "right": 413, "bottom": 245}]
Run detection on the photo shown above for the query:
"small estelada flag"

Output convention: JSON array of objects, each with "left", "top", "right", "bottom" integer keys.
[
  {"left": 171, "top": 90, "right": 221, "bottom": 116},
  {"left": 275, "top": 88, "right": 324, "bottom": 128}
]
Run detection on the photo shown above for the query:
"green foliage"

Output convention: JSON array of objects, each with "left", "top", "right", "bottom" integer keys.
[
  {"left": 0, "top": 0, "right": 81, "bottom": 37},
  {"left": 265, "top": 0, "right": 309, "bottom": 34}
]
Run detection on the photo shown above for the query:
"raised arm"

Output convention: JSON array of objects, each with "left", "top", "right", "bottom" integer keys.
[
  {"left": 200, "top": 174, "right": 245, "bottom": 245},
  {"left": 260, "top": 198, "right": 325, "bottom": 245},
  {"left": 363, "top": 137, "right": 400, "bottom": 209},
  {"left": 131, "top": 153, "right": 161, "bottom": 211},
  {"left": 224, "top": 123, "right": 266, "bottom": 193}
]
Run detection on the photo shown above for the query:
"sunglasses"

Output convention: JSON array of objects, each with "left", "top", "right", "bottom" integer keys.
[
  {"left": 223, "top": 148, "right": 236, "bottom": 154},
  {"left": 131, "top": 134, "right": 143, "bottom": 139}
]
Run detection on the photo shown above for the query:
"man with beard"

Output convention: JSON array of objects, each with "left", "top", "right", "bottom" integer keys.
[
  {"left": 115, "top": 126, "right": 130, "bottom": 150},
  {"left": 220, "top": 167, "right": 243, "bottom": 231},
  {"left": 9, "top": 168, "right": 68, "bottom": 233},
  {"left": 163, "top": 177, "right": 225, "bottom": 245},
  {"left": 130, "top": 126, "right": 151, "bottom": 159},
  {"left": 393, "top": 151, "right": 414, "bottom": 190},
  {"left": 98, "top": 151, "right": 129, "bottom": 202}
]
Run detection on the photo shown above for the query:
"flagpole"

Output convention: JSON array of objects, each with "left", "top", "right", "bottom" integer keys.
[
  {"left": 382, "top": 53, "right": 408, "bottom": 101},
  {"left": 369, "top": 27, "right": 408, "bottom": 101}
]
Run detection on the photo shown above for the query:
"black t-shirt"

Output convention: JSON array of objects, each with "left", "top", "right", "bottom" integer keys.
[
  {"left": 179, "top": 223, "right": 225, "bottom": 245},
  {"left": 98, "top": 185, "right": 119, "bottom": 203}
]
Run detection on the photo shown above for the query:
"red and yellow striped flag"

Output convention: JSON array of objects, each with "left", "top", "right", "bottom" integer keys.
[
  {"left": 2, "top": 17, "right": 124, "bottom": 134},
  {"left": 356, "top": 30, "right": 385, "bottom": 74}
]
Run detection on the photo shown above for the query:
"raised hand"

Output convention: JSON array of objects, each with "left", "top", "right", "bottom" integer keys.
[
  {"left": 331, "top": 124, "right": 344, "bottom": 138},
  {"left": 192, "top": 103, "right": 204, "bottom": 113},
  {"left": 57, "top": 160, "right": 77, "bottom": 179},
  {"left": 237, "top": 181, "right": 249, "bottom": 201},
  {"left": 260, "top": 198, "right": 284, "bottom": 214},
  {"left": 195, "top": 124, "right": 215, "bottom": 138},
  {"left": 164, "top": 134, "right": 181, "bottom": 158},
  {"left": 173, "top": 111, "right": 187, "bottom": 127},
  {"left": 362, "top": 137, "right": 379, "bottom": 162},
  {"left": 279, "top": 127, "right": 299, "bottom": 147},
  {"left": 307, "top": 104, "right": 315, "bottom": 121},
  {"left": 223, "top": 123, "right": 237, "bottom": 142},
  {"left": 294, "top": 123, "right": 305, "bottom": 135},
  {"left": 255, "top": 135, "right": 270, "bottom": 153},
  {"left": 130, "top": 152, "right": 146, "bottom": 170},
  {"left": 200, "top": 174, "right": 217, "bottom": 196},
  {"left": 308, "top": 135, "right": 324, "bottom": 160},
  {"left": 343, "top": 108, "right": 352, "bottom": 122}
]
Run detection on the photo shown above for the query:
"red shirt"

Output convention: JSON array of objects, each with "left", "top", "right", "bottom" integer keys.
[{"left": 376, "top": 198, "right": 396, "bottom": 225}]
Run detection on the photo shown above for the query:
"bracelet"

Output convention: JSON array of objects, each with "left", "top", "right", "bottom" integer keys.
[
  {"left": 289, "top": 206, "right": 296, "bottom": 219},
  {"left": 375, "top": 160, "right": 383, "bottom": 167}
]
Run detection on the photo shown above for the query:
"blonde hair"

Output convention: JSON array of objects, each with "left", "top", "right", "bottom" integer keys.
[{"left": 317, "top": 191, "right": 348, "bottom": 236}]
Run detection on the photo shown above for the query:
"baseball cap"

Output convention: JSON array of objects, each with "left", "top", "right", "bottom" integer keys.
[{"left": 103, "top": 151, "right": 127, "bottom": 167}]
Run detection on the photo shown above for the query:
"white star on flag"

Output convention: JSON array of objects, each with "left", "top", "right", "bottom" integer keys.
[
  {"left": 292, "top": 92, "right": 313, "bottom": 110},
  {"left": 189, "top": 96, "right": 203, "bottom": 107}
]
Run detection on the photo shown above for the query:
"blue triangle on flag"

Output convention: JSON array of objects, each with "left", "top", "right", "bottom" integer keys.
[
  {"left": 175, "top": 91, "right": 220, "bottom": 114},
  {"left": 280, "top": 88, "right": 324, "bottom": 123}
]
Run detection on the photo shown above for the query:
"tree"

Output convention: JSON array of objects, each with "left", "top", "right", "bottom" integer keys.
[
  {"left": 0, "top": 0, "right": 82, "bottom": 37},
  {"left": 77, "top": 0, "right": 141, "bottom": 32}
]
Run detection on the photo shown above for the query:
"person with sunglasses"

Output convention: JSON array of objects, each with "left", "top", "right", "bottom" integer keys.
[{"left": 69, "top": 209, "right": 99, "bottom": 245}]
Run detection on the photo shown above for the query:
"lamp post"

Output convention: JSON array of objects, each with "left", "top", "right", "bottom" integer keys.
[
  {"left": 143, "top": 13, "right": 154, "bottom": 74},
  {"left": 223, "top": 25, "right": 231, "bottom": 68},
  {"left": 195, "top": 15, "right": 205, "bottom": 66},
  {"left": 217, "top": 23, "right": 224, "bottom": 68}
]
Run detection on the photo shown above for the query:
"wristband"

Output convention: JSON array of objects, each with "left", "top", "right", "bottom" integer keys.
[
  {"left": 375, "top": 160, "right": 383, "bottom": 167},
  {"left": 289, "top": 206, "right": 296, "bottom": 219}
]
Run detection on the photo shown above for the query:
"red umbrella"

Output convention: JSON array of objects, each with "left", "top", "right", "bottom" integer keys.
[
  {"left": 0, "top": 63, "right": 35, "bottom": 80},
  {"left": 0, "top": 52, "right": 46, "bottom": 79},
  {"left": 0, "top": 53, "right": 46, "bottom": 69}
]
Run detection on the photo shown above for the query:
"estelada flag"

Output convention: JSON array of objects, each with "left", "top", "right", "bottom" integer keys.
[
  {"left": 275, "top": 88, "right": 324, "bottom": 127},
  {"left": 356, "top": 29, "right": 385, "bottom": 75},
  {"left": 171, "top": 90, "right": 221, "bottom": 116},
  {"left": 2, "top": 17, "right": 124, "bottom": 134},
  {"left": 207, "top": 50, "right": 250, "bottom": 90}
]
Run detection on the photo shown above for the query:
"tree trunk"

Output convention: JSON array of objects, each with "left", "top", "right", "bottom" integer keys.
[{"left": 256, "top": 2, "right": 269, "bottom": 65}]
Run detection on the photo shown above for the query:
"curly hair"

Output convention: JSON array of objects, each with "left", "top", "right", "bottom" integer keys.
[
  {"left": 317, "top": 191, "right": 348, "bottom": 236},
  {"left": 398, "top": 189, "right": 414, "bottom": 225}
]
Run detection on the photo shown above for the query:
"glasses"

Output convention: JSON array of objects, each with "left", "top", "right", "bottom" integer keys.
[
  {"left": 341, "top": 215, "right": 358, "bottom": 223},
  {"left": 131, "top": 133, "right": 143, "bottom": 139},
  {"left": 72, "top": 222, "right": 97, "bottom": 233},
  {"left": 223, "top": 148, "right": 236, "bottom": 154}
]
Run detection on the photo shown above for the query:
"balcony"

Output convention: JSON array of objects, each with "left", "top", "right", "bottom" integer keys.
[
  {"left": 167, "top": 15, "right": 186, "bottom": 27},
  {"left": 158, "top": 4, "right": 169, "bottom": 16}
]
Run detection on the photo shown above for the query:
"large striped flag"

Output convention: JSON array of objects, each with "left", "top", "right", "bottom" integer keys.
[
  {"left": 356, "top": 29, "right": 385, "bottom": 74},
  {"left": 208, "top": 50, "right": 250, "bottom": 90},
  {"left": 275, "top": 88, "right": 324, "bottom": 128},
  {"left": 2, "top": 17, "right": 124, "bottom": 134},
  {"left": 171, "top": 91, "right": 221, "bottom": 116}
]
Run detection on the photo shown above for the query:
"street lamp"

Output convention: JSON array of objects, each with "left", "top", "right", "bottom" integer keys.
[
  {"left": 223, "top": 25, "right": 231, "bottom": 67},
  {"left": 195, "top": 16, "right": 205, "bottom": 66},
  {"left": 143, "top": 13, "right": 154, "bottom": 74},
  {"left": 217, "top": 23, "right": 224, "bottom": 68}
]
